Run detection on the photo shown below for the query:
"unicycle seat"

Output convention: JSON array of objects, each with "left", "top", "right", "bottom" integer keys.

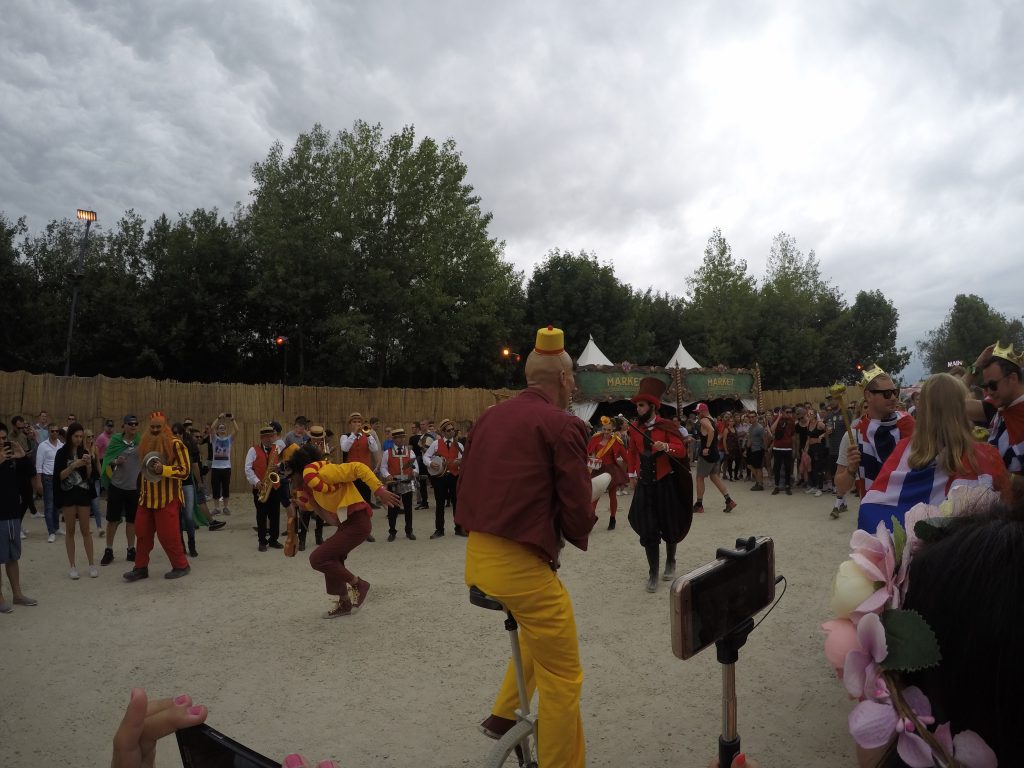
[{"left": 469, "top": 585, "right": 506, "bottom": 612}]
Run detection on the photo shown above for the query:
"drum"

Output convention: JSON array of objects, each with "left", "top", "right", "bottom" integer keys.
[
  {"left": 587, "top": 457, "right": 602, "bottom": 472},
  {"left": 427, "top": 456, "right": 447, "bottom": 477}
]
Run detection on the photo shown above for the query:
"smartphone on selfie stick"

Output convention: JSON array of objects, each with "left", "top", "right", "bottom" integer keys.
[
  {"left": 670, "top": 536, "right": 777, "bottom": 768},
  {"left": 177, "top": 723, "right": 279, "bottom": 768}
]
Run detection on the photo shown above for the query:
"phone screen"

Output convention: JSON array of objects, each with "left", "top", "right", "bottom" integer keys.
[
  {"left": 176, "top": 724, "right": 279, "bottom": 768},
  {"left": 671, "top": 537, "right": 775, "bottom": 659}
]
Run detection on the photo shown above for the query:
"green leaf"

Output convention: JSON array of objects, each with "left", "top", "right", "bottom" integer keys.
[
  {"left": 891, "top": 518, "right": 907, "bottom": 565},
  {"left": 879, "top": 609, "right": 942, "bottom": 673},
  {"left": 914, "top": 516, "right": 957, "bottom": 543}
]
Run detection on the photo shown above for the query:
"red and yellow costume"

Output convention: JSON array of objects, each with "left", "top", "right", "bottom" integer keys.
[
  {"left": 586, "top": 419, "right": 627, "bottom": 518},
  {"left": 134, "top": 411, "right": 190, "bottom": 572}
]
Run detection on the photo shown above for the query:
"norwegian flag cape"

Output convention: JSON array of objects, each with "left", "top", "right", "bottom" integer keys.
[
  {"left": 857, "top": 438, "right": 1008, "bottom": 532},
  {"left": 855, "top": 411, "right": 915, "bottom": 491},
  {"left": 989, "top": 394, "right": 1024, "bottom": 474}
]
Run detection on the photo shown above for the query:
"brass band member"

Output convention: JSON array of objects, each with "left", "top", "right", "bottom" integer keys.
[
  {"left": 378, "top": 428, "right": 417, "bottom": 541},
  {"left": 422, "top": 418, "right": 464, "bottom": 537},
  {"left": 244, "top": 425, "right": 283, "bottom": 552}
]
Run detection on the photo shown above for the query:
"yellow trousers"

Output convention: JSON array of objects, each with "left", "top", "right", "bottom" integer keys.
[{"left": 465, "top": 532, "right": 586, "bottom": 768}]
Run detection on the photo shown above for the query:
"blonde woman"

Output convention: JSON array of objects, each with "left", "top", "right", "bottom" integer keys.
[
  {"left": 853, "top": 374, "right": 1009, "bottom": 532},
  {"left": 53, "top": 423, "right": 98, "bottom": 579}
]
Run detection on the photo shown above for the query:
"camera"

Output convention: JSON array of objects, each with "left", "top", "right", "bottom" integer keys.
[
  {"left": 670, "top": 536, "right": 775, "bottom": 659},
  {"left": 225, "top": 413, "right": 232, "bottom": 419}
]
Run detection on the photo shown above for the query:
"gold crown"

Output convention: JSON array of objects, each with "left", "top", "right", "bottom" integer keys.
[
  {"left": 992, "top": 341, "right": 1023, "bottom": 365},
  {"left": 534, "top": 325, "right": 565, "bottom": 355},
  {"left": 860, "top": 364, "right": 889, "bottom": 386}
]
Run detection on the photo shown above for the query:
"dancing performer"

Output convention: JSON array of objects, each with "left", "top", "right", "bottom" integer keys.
[
  {"left": 586, "top": 416, "right": 628, "bottom": 529},
  {"left": 378, "top": 428, "right": 417, "bottom": 541},
  {"left": 456, "top": 325, "right": 595, "bottom": 768},
  {"left": 284, "top": 444, "right": 399, "bottom": 618},
  {"left": 625, "top": 377, "right": 693, "bottom": 593},
  {"left": 122, "top": 412, "right": 191, "bottom": 582},
  {"left": 422, "top": 418, "right": 464, "bottom": 537}
]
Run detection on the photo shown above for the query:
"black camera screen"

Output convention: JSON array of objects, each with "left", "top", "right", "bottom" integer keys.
[
  {"left": 177, "top": 725, "right": 279, "bottom": 768},
  {"left": 690, "top": 542, "right": 774, "bottom": 650}
]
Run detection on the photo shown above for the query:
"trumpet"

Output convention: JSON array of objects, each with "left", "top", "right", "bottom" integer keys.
[{"left": 361, "top": 425, "right": 372, "bottom": 435}]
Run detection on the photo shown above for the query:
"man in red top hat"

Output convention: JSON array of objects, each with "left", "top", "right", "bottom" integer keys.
[{"left": 625, "top": 377, "right": 693, "bottom": 592}]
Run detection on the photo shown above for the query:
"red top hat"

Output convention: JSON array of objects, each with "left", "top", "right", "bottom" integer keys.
[{"left": 631, "top": 377, "right": 667, "bottom": 408}]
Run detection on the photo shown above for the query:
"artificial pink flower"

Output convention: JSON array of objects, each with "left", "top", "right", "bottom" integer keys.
[
  {"left": 850, "top": 522, "right": 901, "bottom": 619},
  {"left": 843, "top": 612, "right": 888, "bottom": 700},
  {"left": 934, "top": 723, "right": 998, "bottom": 768},
  {"left": 849, "top": 686, "right": 935, "bottom": 760},
  {"left": 822, "top": 618, "right": 860, "bottom": 678}
]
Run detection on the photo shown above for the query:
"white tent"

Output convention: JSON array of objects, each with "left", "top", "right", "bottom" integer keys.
[
  {"left": 665, "top": 340, "right": 702, "bottom": 370},
  {"left": 576, "top": 334, "right": 614, "bottom": 367}
]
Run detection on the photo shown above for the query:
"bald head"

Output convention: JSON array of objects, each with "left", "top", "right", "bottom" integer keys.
[{"left": 525, "top": 350, "right": 575, "bottom": 407}]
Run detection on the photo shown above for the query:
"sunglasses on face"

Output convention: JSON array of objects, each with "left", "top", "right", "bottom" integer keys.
[
  {"left": 49, "top": 429, "right": 59, "bottom": 434},
  {"left": 869, "top": 389, "right": 897, "bottom": 399}
]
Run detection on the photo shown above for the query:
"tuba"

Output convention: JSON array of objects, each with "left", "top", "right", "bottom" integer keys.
[{"left": 257, "top": 444, "right": 281, "bottom": 503}]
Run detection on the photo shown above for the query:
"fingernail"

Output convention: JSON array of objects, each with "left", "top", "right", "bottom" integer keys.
[
  {"left": 735, "top": 753, "right": 747, "bottom": 767},
  {"left": 187, "top": 705, "right": 205, "bottom": 717},
  {"left": 174, "top": 694, "right": 189, "bottom": 705},
  {"left": 283, "top": 755, "right": 306, "bottom": 768}
]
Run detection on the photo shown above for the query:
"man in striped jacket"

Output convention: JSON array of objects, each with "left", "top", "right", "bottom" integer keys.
[{"left": 123, "top": 412, "right": 191, "bottom": 582}]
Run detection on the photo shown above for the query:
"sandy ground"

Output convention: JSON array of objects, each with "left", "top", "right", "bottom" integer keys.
[{"left": 4, "top": 478, "right": 858, "bottom": 768}]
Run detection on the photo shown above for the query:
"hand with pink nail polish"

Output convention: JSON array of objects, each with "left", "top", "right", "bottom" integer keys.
[{"left": 111, "top": 687, "right": 208, "bottom": 768}]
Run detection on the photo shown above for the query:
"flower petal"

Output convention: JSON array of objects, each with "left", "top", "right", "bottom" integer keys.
[
  {"left": 851, "top": 552, "right": 888, "bottom": 582},
  {"left": 831, "top": 560, "right": 879, "bottom": 619},
  {"left": 843, "top": 651, "right": 869, "bottom": 698},
  {"left": 933, "top": 722, "right": 953, "bottom": 755},
  {"left": 901, "top": 686, "right": 933, "bottom": 719},
  {"left": 853, "top": 586, "right": 892, "bottom": 616},
  {"left": 952, "top": 730, "right": 998, "bottom": 768},
  {"left": 849, "top": 700, "right": 898, "bottom": 749},
  {"left": 897, "top": 731, "right": 935, "bottom": 767},
  {"left": 856, "top": 612, "right": 888, "bottom": 663}
]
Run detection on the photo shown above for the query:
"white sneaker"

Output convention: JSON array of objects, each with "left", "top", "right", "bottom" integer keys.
[
  {"left": 21, "top": 530, "right": 27, "bottom": 539},
  {"left": 57, "top": 528, "right": 66, "bottom": 536},
  {"left": 30, "top": 512, "right": 43, "bottom": 519},
  {"left": 89, "top": 565, "right": 98, "bottom": 578},
  {"left": 69, "top": 567, "right": 80, "bottom": 580},
  {"left": 47, "top": 533, "right": 56, "bottom": 543},
  {"left": 814, "top": 489, "right": 822, "bottom": 497},
  {"left": 804, "top": 487, "right": 815, "bottom": 494}
]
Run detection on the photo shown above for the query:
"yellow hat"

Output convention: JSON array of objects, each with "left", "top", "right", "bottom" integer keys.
[
  {"left": 534, "top": 325, "right": 565, "bottom": 355},
  {"left": 993, "top": 341, "right": 1023, "bottom": 365},
  {"left": 860, "top": 364, "right": 890, "bottom": 387}
]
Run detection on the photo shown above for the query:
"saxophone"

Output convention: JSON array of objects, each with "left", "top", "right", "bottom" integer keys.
[{"left": 257, "top": 444, "right": 281, "bottom": 503}]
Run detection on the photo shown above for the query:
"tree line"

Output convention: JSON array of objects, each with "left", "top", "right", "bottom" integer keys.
[{"left": 2, "top": 121, "right": 1018, "bottom": 390}]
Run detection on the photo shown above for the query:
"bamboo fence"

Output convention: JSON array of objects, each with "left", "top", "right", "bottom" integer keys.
[{"left": 760, "top": 386, "right": 864, "bottom": 411}]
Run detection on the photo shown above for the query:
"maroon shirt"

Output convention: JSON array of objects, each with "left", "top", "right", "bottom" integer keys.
[{"left": 455, "top": 387, "right": 596, "bottom": 565}]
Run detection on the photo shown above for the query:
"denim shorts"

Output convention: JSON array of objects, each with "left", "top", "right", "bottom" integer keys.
[{"left": 0, "top": 519, "right": 23, "bottom": 563}]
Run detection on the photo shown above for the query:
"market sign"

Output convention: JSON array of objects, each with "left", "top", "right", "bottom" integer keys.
[
  {"left": 575, "top": 370, "right": 672, "bottom": 401},
  {"left": 683, "top": 371, "right": 755, "bottom": 399}
]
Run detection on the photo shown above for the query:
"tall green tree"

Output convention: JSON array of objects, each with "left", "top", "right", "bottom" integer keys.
[
  {"left": 683, "top": 228, "right": 759, "bottom": 368},
  {"left": 0, "top": 214, "right": 34, "bottom": 371},
  {"left": 917, "top": 294, "right": 1024, "bottom": 373},
  {"left": 843, "top": 290, "right": 911, "bottom": 381}
]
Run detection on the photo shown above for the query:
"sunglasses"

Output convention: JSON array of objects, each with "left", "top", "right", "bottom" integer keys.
[
  {"left": 126, "top": 422, "right": 139, "bottom": 427},
  {"left": 869, "top": 389, "right": 897, "bottom": 399},
  {"left": 983, "top": 377, "right": 1004, "bottom": 392},
  {"left": 48, "top": 429, "right": 59, "bottom": 434}
]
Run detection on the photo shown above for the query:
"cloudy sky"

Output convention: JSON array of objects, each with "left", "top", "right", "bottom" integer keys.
[{"left": 4, "top": 1, "right": 1023, "bottom": 379}]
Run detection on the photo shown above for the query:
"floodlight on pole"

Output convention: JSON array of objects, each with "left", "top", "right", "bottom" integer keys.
[{"left": 63, "top": 210, "right": 98, "bottom": 376}]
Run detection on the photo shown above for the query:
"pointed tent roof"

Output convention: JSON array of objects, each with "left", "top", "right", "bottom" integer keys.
[
  {"left": 576, "top": 334, "right": 614, "bottom": 367},
  {"left": 665, "top": 340, "right": 701, "bottom": 370}
]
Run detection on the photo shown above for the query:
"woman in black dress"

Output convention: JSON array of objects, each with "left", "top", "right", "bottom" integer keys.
[{"left": 54, "top": 422, "right": 98, "bottom": 579}]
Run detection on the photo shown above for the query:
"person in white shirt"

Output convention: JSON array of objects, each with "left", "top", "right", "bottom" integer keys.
[
  {"left": 377, "top": 428, "right": 418, "bottom": 541},
  {"left": 33, "top": 424, "right": 64, "bottom": 541}
]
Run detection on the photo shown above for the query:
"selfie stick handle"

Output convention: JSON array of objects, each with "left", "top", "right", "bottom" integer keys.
[{"left": 716, "top": 616, "right": 754, "bottom": 768}]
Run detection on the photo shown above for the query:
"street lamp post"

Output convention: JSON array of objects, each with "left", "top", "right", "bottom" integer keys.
[
  {"left": 500, "top": 347, "right": 521, "bottom": 388},
  {"left": 63, "top": 209, "right": 97, "bottom": 376},
  {"left": 275, "top": 335, "right": 289, "bottom": 410}
]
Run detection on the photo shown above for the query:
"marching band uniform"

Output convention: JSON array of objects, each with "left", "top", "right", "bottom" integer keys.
[
  {"left": 123, "top": 412, "right": 191, "bottom": 581},
  {"left": 586, "top": 417, "right": 628, "bottom": 528},
  {"left": 378, "top": 429, "right": 417, "bottom": 540},
  {"left": 299, "top": 425, "right": 330, "bottom": 547},
  {"left": 244, "top": 425, "right": 283, "bottom": 551},
  {"left": 625, "top": 378, "right": 693, "bottom": 592},
  {"left": 340, "top": 412, "right": 380, "bottom": 541},
  {"left": 422, "top": 418, "right": 464, "bottom": 537}
]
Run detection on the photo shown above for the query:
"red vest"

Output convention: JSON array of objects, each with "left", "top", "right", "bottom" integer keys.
[
  {"left": 387, "top": 449, "right": 413, "bottom": 477},
  {"left": 435, "top": 439, "right": 461, "bottom": 476},
  {"left": 252, "top": 443, "right": 275, "bottom": 480},
  {"left": 347, "top": 434, "right": 372, "bottom": 468}
]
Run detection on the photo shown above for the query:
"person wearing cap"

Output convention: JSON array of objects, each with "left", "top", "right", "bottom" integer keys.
[
  {"left": 377, "top": 428, "right": 418, "bottom": 541},
  {"left": 99, "top": 415, "right": 141, "bottom": 565},
  {"left": 244, "top": 425, "right": 285, "bottom": 552},
  {"left": 283, "top": 443, "right": 401, "bottom": 618},
  {"left": 409, "top": 421, "right": 431, "bottom": 509},
  {"left": 456, "top": 325, "right": 595, "bottom": 768},
  {"left": 693, "top": 403, "right": 737, "bottom": 513},
  {"left": 340, "top": 412, "right": 380, "bottom": 541},
  {"left": 94, "top": 419, "right": 115, "bottom": 465},
  {"left": 625, "top": 378, "right": 693, "bottom": 592},
  {"left": 299, "top": 425, "right": 329, "bottom": 548},
  {"left": 421, "top": 417, "right": 465, "bottom": 537},
  {"left": 123, "top": 412, "right": 191, "bottom": 581}
]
